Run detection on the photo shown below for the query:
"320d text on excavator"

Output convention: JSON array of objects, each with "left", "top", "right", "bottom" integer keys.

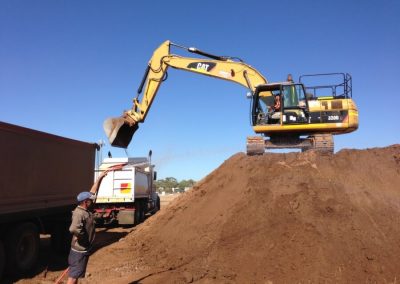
[{"left": 103, "top": 40, "right": 358, "bottom": 155}]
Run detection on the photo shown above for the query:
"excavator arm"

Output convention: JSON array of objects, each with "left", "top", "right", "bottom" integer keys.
[{"left": 104, "top": 40, "right": 268, "bottom": 148}]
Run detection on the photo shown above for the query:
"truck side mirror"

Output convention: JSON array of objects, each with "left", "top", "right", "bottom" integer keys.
[{"left": 153, "top": 171, "right": 157, "bottom": 180}]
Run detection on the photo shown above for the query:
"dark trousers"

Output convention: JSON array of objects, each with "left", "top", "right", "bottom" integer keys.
[{"left": 68, "top": 249, "right": 90, "bottom": 279}]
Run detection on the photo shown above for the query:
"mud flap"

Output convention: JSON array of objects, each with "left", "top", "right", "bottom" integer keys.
[
  {"left": 103, "top": 117, "right": 139, "bottom": 148},
  {"left": 117, "top": 210, "right": 135, "bottom": 225}
]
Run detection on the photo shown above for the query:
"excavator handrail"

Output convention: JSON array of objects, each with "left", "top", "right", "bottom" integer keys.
[{"left": 299, "top": 73, "right": 352, "bottom": 98}]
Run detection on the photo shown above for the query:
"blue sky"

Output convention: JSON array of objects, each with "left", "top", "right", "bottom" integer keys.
[{"left": 1, "top": 0, "right": 399, "bottom": 180}]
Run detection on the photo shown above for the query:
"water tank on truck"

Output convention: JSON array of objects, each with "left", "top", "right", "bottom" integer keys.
[{"left": 93, "top": 155, "right": 160, "bottom": 226}]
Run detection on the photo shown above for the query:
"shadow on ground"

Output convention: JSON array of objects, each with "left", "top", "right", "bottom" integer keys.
[{"left": 2, "top": 225, "right": 131, "bottom": 284}]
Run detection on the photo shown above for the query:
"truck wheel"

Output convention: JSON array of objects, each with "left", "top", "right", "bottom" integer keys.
[
  {"left": 5, "top": 223, "right": 40, "bottom": 275},
  {"left": 156, "top": 196, "right": 161, "bottom": 212},
  {"left": 51, "top": 223, "right": 71, "bottom": 255},
  {"left": 134, "top": 202, "right": 143, "bottom": 225},
  {"left": 0, "top": 240, "right": 5, "bottom": 279},
  {"left": 139, "top": 200, "right": 146, "bottom": 222}
]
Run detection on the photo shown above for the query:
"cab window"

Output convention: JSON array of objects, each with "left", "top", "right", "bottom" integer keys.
[{"left": 282, "top": 84, "right": 306, "bottom": 109}]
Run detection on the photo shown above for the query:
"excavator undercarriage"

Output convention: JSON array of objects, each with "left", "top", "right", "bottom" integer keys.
[{"left": 246, "top": 134, "right": 334, "bottom": 155}]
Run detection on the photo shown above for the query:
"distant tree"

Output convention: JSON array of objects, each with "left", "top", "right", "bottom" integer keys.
[
  {"left": 178, "top": 179, "right": 196, "bottom": 190},
  {"left": 154, "top": 177, "right": 177, "bottom": 193},
  {"left": 155, "top": 177, "right": 196, "bottom": 193},
  {"left": 163, "top": 187, "right": 173, "bottom": 194},
  {"left": 164, "top": 177, "right": 178, "bottom": 190}
]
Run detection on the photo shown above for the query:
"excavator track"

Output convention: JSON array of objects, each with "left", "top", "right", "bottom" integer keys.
[
  {"left": 246, "top": 134, "right": 334, "bottom": 155},
  {"left": 307, "top": 134, "right": 334, "bottom": 154},
  {"left": 246, "top": 136, "right": 265, "bottom": 156}
]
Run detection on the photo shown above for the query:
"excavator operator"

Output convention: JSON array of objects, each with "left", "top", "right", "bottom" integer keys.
[
  {"left": 273, "top": 94, "right": 281, "bottom": 112},
  {"left": 269, "top": 93, "right": 281, "bottom": 121}
]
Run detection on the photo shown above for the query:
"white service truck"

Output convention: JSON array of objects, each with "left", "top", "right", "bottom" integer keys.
[{"left": 93, "top": 156, "right": 160, "bottom": 226}]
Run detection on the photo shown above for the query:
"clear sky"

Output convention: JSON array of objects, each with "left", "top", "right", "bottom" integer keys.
[{"left": 1, "top": 0, "right": 399, "bottom": 181}]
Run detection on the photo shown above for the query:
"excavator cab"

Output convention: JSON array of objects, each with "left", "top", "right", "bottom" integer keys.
[
  {"left": 248, "top": 73, "right": 358, "bottom": 155},
  {"left": 252, "top": 82, "right": 309, "bottom": 126},
  {"left": 280, "top": 84, "right": 309, "bottom": 124}
]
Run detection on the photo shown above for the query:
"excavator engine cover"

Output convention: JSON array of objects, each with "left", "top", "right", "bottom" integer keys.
[{"left": 103, "top": 117, "right": 139, "bottom": 148}]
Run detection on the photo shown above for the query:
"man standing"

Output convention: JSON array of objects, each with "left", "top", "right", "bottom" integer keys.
[{"left": 67, "top": 171, "right": 107, "bottom": 284}]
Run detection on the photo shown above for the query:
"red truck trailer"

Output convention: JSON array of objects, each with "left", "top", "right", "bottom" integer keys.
[{"left": 0, "top": 121, "right": 97, "bottom": 278}]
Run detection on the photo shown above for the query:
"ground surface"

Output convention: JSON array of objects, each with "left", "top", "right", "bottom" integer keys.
[
  {"left": 11, "top": 145, "right": 400, "bottom": 283},
  {"left": 5, "top": 195, "right": 179, "bottom": 284}
]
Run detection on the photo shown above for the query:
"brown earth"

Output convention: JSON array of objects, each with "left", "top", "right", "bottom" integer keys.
[{"left": 18, "top": 145, "right": 400, "bottom": 283}]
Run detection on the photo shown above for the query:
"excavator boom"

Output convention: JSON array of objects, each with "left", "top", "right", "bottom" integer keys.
[{"left": 104, "top": 40, "right": 267, "bottom": 148}]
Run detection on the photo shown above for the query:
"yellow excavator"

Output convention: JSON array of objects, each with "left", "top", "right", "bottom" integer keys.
[{"left": 104, "top": 40, "right": 358, "bottom": 155}]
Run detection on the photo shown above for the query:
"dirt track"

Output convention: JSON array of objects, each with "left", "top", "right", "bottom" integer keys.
[{"left": 14, "top": 145, "right": 400, "bottom": 283}]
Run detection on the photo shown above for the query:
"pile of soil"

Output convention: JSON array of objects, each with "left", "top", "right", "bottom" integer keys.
[{"left": 72, "top": 146, "right": 400, "bottom": 282}]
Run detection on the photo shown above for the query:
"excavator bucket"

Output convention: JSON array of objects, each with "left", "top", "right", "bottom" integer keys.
[{"left": 103, "top": 117, "right": 139, "bottom": 148}]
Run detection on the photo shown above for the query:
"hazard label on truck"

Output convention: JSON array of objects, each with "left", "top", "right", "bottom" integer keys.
[{"left": 120, "top": 183, "right": 131, "bottom": 194}]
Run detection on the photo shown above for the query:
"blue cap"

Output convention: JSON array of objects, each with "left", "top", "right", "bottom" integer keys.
[{"left": 77, "top": 191, "right": 96, "bottom": 202}]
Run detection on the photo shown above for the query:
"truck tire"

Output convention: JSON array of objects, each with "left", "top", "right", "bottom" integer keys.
[
  {"left": 5, "top": 223, "right": 40, "bottom": 275},
  {"left": 156, "top": 196, "right": 161, "bottom": 212},
  {"left": 0, "top": 240, "right": 5, "bottom": 279},
  {"left": 139, "top": 200, "right": 145, "bottom": 222},
  {"left": 134, "top": 202, "right": 142, "bottom": 225}
]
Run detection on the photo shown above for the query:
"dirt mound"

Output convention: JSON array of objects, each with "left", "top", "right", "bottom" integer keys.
[{"left": 84, "top": 145, "right": 400, "bottom": 283}]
